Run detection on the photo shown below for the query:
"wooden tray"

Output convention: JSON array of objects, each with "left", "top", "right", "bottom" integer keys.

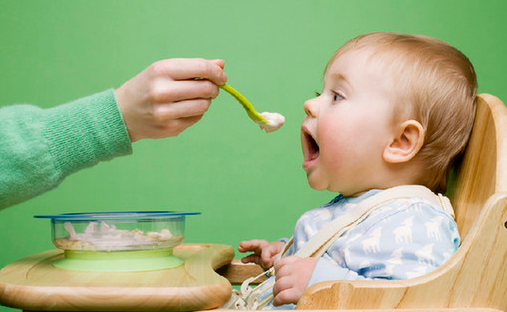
[{"left": 0, "top": 244, "right": 234, "bottom": 311}]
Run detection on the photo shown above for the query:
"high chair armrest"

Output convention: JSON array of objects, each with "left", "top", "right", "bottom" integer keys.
[
  {"left": 297, "top": 279, "right": 409, "bottom": 310},
  {"left": 296, "top": 279, "right": 506, "bottom": 311},
  {"left": 216, "top": 260, "right": 267, "bottom": 284}
]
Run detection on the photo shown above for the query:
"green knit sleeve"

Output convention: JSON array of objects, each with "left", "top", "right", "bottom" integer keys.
[{"left": 0, "top": 89, "right": 133, "bottom": 209}]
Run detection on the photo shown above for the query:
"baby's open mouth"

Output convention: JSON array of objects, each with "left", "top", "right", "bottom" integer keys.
[{"left": 302, "top": 129, "right": 320, "bottom": 162}]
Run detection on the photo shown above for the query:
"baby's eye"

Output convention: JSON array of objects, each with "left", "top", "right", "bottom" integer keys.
[
  {"left": 333, "top": 93, "right": 344, "bottom": 101},
  {"left": 315, "top": 91, "right": 322, "bottom": 97}
]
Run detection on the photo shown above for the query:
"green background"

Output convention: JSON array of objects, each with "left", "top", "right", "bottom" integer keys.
[{"left": 1, "top": 0, "right": 506, "bottom": 311}]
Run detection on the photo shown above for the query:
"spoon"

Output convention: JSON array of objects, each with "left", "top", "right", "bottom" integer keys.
[{"left": 219, "top": 84, "right": 269, "bottom": 124}]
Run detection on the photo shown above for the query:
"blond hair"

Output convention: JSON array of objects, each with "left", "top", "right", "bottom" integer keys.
[{"left": 328, "top": 32, "right": 477, "bottom": 193}]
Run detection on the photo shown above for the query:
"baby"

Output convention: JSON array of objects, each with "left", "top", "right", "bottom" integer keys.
[{"left": 238, "top": 32, "right": 477, "bottom": 309}]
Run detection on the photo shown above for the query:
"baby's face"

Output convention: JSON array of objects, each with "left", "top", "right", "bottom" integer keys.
[{"left": 301, "top": 48, "right": 398, "bottom": 196}]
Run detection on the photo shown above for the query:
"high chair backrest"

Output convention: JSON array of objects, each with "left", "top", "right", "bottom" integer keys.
[
  {"left": 296, "top": 94, "right": 507, "bottom": 311},
  {"left": 449, "top": 93, "right": 507, "bottom": 238}
]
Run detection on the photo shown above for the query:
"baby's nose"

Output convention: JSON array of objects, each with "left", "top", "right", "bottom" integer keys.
[{"left": 304, "top": 98, "right": 318, "bottom": 117}]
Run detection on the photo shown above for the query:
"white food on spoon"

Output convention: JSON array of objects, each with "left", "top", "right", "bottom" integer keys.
[{"left": 256, "top": 112, "right": 285, "bottom": 133}]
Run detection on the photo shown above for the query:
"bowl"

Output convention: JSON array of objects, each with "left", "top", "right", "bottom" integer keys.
[{"left": 34, "top": 211, "right": 200, "bottom": 272}]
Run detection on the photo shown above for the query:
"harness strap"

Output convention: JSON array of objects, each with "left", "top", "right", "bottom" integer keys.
[
  {"left": 223, "top": 185, "right": 455, "bottom": 310},
  {"left": 295, "top": 185, "right": 454, "bottom": 259}
]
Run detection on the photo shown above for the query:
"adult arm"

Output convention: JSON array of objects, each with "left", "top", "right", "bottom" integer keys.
[
  {"left": 0, "top": 58, "right": 227, "bottom": 209},
  {"left": 0, "top": 89, "right": 131, "bottom": 209}
]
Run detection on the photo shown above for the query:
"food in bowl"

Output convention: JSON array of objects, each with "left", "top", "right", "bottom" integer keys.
[{"left": 35, "top": 211, "right": 199, "bottom": 252}]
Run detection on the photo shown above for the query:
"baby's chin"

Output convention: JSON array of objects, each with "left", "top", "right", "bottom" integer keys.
[
  {"left": 306, "top": 176, "right": 352, "bottom": 195},
  {"left": 305, "top": 175, "right": 328, "bottom": 191}
]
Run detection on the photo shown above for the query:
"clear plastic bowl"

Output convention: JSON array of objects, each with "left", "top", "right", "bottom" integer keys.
[{"left": 35, "top": 211, "right": 200, "bottom": 252}]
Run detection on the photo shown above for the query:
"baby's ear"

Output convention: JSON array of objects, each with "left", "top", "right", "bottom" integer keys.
[{"left": 383, "top": 120, "right": 425, "bottom": 164}]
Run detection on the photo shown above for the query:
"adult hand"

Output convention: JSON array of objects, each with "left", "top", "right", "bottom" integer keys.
[{"left": 115, "top": 58, "right": 227, "bottom": 142}]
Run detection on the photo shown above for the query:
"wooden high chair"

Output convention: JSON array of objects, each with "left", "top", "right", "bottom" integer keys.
[{"left": 219, "top": 94, "right": 507, "bottom": 312}]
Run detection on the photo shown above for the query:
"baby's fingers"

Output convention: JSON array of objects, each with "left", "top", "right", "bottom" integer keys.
[
  {"left": 240, "top": 254, "right": 262, "bottom": 266},
  {"left": 238, "top": 239, "right": 268, "bottom": 253},
  {"left": 261, "top": 250, "right": 279, "bottom": 268},
  {"left": 274, "top": 255, "right": 300, "bottom": 273},
  {"left": 261, "top": 241, "right": 286, "bottom": 268},
  {"left": 272, "top": 276, "right": 301, "bottom": 306}
]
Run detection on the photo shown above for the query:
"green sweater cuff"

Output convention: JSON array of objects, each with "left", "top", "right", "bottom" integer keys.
[{"left": 43, "top": 89, "right": 133, "bottom": 176}]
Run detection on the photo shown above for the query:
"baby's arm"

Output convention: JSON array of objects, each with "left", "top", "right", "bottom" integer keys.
[{"left": 238, "top": 239, "right": 285, "bottom": 269}]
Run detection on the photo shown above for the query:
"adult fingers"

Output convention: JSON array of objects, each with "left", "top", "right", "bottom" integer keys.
[
  {"left": 168, "top": 115, "right": 203, "bottom": 137},
  {"left": 210, "top": 59, "right": 225, "bottom": 69},
  {"left": 148, "top": 115, "right": 204, "bottom": 139},
  {"left": 151, "top": 79, "right": 220, "bottom": 103},
  {"left": 152, "top": 58, "right": 227, "bottom": 85},
  {"left": 153, "top": 98, "right": 212, "bottom": 120}
]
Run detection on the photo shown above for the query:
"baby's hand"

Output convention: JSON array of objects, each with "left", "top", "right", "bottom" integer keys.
[
  {"left": 272, "top": 256, "right": 318, "bottom": 306},
  {"left": 238, "top": 239, "right": 285, "bottom": 269},
  {"left": 115, "top": 58, "right": 227, "bottom": 142}
]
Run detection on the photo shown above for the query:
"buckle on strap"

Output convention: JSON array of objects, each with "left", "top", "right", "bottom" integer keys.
[{"left": 438, "top": 193, "right": 455, "bottom": 219}]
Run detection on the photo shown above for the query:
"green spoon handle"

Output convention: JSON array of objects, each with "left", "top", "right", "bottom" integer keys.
[{"left": 219, "top": 84, "right": 268, "bottom": 124}]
